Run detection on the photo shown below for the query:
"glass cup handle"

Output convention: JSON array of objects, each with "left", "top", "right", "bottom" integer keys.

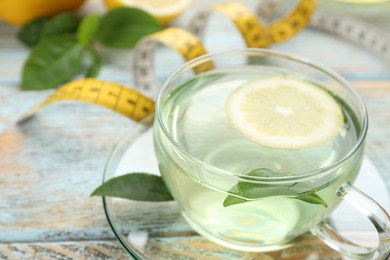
[{"left": 311, "top": 182, "right": 390, "bottom": 260}]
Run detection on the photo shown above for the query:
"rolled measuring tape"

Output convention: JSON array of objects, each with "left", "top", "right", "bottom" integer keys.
[{"left": 18, "top": 0, "right": 316, "bottom": 124}]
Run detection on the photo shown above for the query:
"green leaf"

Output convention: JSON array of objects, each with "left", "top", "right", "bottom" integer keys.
[
  {"left": 222, "top": 197, "right": 243, "bottom": 207},
  {"left": 236, "top": 183, "right": 300, "bottom": 198},
  {"left": 77, "top": 14, "right": 101, "bottom": 47},
  {"left": 97, "top": 7, "right": 163, "bottom": 49},
  {"left": 40, "top": 13, "right": 80, "bottom": 39},
  {"left": 91, "top": 173, "right": 174, "bottom": 202},
  {"left": 223, "top": 168, "right": 328, "bottom": 208},
  {"left": 85, "top": 48, "right": 101, "bottom": 77},
  {"left": 22, "top": 35, "right": 85, "bottom": 90},
  {"left": 293, "top": 193, "right": 328, "bottom": 207},
  {"left": 17, "top": 18, "right": 48, "bottom": 47}
]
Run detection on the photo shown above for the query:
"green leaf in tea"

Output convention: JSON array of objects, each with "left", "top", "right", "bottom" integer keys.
[
  {"left": 17, "top": 18, "right": 48, "bottom": 47},
  {"left": 85, "top": 48, "right": 102, "bottom": 78},
  {"left": 91, "top": 173, "right": 174, "bottom": 202},
  {"left": 40, "top": 13, "right": 80, "bottom": 39},
  {"left": 223, "top": 168, "right": 327, "bottom": 208},
  {"left": 223, "top": 195, "right": 247, "bottom": 207},
  {"left": 97, "top": 7, "right": 163, "bottom": 49},
  {"left": 77, "top": 14, "right": 101, "bottom": 47},
  {"left": 22, "top": 35, "right": 85, "bottom": 90},
  {"left": 292, "top": 192, "right": 328, "bottom": 207}
]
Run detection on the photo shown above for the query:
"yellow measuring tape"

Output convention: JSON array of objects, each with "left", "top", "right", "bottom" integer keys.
[
  {"left": 267, "top": 0, "right": 316, "bottom": 43},
  {"left": 152, "top": 28, "right": 212, "bottom": 71},
  {"left": 18, "top": 0, "right": 316, "bottom": 124},
  {"left": 211, "top": 2, "right": 270, "bottom": 48},
  {"left": 133, "top": 27, "right": 215, "bottom": 94},
  {"left": 18, "top": 79, "right": 155, "bottom": 123}
]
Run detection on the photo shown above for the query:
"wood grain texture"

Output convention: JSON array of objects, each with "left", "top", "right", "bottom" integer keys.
[
  {"left": 0, "top": 241, "right": 129, "bottom": 259},
  {"left": 1, "top": 2, "right": 390, "bottom": 258},
  {"left": 0, "top": 237, "right": 344, "bottom": 260}
]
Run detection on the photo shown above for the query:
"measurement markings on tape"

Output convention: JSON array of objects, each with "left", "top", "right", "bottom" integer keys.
[
  {"left": 259, "top": 0, "right": 390, "bottom": 60},
  {"left": 265, "top": 0, "right": 316, "bottom": 43},
  {"left": 18, "top": 79, "right": 155, "bottom": 124},
  {"left": 213, "top": 3, "right": 269, "bottom": 48},
  {"left": 133, "top": 27, "right": 214, "bottom": 96}
]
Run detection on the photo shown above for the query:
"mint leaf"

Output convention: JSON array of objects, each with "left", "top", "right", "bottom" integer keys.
[
  {"left": 40, "top": 13, "right": 80, "bottom": 39},
  {"left": 223, "top": 196, "right": 246, "bottom": 207},
  {"left": 85, "top": 48, "right": 101, "bottom": 77},
  {"left": 91, "top": 173, "right": 174, "bottom": 202},
  {"left": 22, "top": 35, "right": 85, "bottom": 90},
  {"left": 97, "top": 7, "right": 163, "bottom": 49},
  {"left": 293, "top": 193, "right": 328, "bottom": 207},
  {"left": 223, "top": 168, "right": 327, "bottom": 208},
  {"left": 17, "top": 18, "right": 48, "bottom": 47},
  {"left": 77, "top": 14, "right": 101, "bottom": 47}
]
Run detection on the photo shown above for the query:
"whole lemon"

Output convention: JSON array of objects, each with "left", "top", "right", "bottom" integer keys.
[{"left": 0, "top": 0, "right": 86, "bottom": 26}]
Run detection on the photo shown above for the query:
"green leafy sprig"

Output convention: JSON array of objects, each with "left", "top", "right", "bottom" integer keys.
[
  {"left": 92, "top": 169, "right": 327, "bottom": 209},
  {"left": 223, "top": 168, "right": 328, "bottom": 208},
  {"left": 18, "top": 8, "right": 163, "bottom": 90}
]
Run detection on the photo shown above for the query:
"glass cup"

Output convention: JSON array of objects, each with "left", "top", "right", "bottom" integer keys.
[{"left": 153, "top": 49, "right": 390, "bottom": 259}]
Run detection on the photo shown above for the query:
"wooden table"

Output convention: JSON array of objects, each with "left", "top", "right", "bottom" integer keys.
[{"left": 0, "top": 1, "right": 389, "bottom": 259}]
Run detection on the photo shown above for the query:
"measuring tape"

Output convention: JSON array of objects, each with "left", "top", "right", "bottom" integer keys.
[
  {"left": 133, "top": 27, "right": 215, "bottom": 96},
  {"left": 19, "top": 0, "right": 389, "bottom": 125},
  {"left": 17, "top": 79, "right": 155, "bottom": 124},
  {"left": 310, "top": 10, "right": 390, "bottom": 59},
  {"left": 258, "top": 0, "right": 390, "bottom": 59},
  {"left": 189, "top": 2, "right": 269, "bottom": 48}
]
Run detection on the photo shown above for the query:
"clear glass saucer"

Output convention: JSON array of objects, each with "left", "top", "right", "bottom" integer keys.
[{"left": 102, "top": 120, "right": 390, "bottom": 259}]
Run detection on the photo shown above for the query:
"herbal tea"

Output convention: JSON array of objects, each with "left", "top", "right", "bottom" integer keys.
[{"left": 154, "top": 66, "right": 363, "bottom": 251}]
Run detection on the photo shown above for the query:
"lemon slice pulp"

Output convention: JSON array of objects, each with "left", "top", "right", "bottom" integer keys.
[
  {"left": 104, "top": 0, "right": 191, "bottom": 24},
  {"left": 225, "top": 77, "right": 344, "bottom": 149}
]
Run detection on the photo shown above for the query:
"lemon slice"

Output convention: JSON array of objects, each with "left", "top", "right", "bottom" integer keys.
[
  {"left": 104, "top": 0, "right": 191, "bottom": 25},
  {"left": 225, "top": 77, "right": 344, "bottom": 149}
]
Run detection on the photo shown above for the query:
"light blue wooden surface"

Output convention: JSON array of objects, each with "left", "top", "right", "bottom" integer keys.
[{"left": 0, "top": 0, "right": 389, "bottom": 258}]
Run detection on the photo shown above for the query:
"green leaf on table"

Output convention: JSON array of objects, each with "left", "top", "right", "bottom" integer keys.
[
  {"left": 77, "top": 14, "right": 101, "bottom": 47},
  {"left": 91, "top": 173, "right": 174, "bottom": 202},
  {"left": 85, "top": 48, "right": 102, "bottom": 77},
  {"left": 17, "top": 18, "right": 48, "bottom": 47},
  {"left": 40, "top": 13, "right": 80, "bottom": 39},
  {"left": 97, "top": 7, "right": 163, "bottom": 49},
  {"left": 22, "top": 34, "right": 85, "bottom": 90},
  {"left": 223, "top": 168, "right": 327, "bottom": 208}
]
